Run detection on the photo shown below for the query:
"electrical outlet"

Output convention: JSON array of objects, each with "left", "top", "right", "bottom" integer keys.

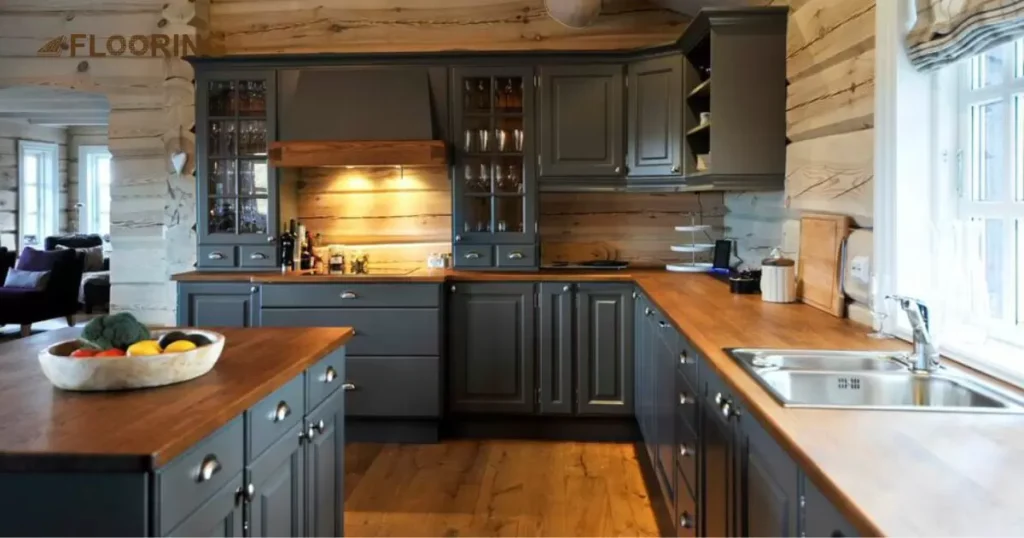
[{"left": 850, "top": 255, "right": 870, "bottom": 284}]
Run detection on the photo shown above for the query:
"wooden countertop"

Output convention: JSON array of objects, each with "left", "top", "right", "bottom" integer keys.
[
  {"left": 0, "top": 327, "right": 352, "bottom": 473},
  {"left": 632, "top": 273, "right": 1024, "bottom": 537},
  {"left": 169, "top": 268, "right": 1024, "bottom": 535},
  {"left": 172, "top": 268, "right": 640, "bottom": 283}
]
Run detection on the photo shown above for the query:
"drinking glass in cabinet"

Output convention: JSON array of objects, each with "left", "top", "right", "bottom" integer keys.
[
  {"left": 238, "top": 120, "right": 267, "bottom": 155},
  {"left": 238, "top": 80, "right": 266, "bottom": 116},
  {"left": 462, "top": 197, "right": 491, "bottom": 233},
  {"left": 209, "top": 160, "right": 237, "bottom": 196},
  {"left": 238, "top": 198, "right": 269, "bottom": 234},
  {"left": 496, "top": 197, "right": 524, "bottom": 233},
  {"left": 208, "top": 198, "right": 236, "bottom": 233},
  {"left": 514, "top": 128, "right": 524, "bottom": 152},
  {"left": 495, "top": 77, "right": 523, "bottom": 112},
  {"left": 239, "top": 160, "right": 268, "bottom": 196},
  {"left": 209, "top": 121, "right": 235, "bottom": 156},
  {"left": 495, "top": 129, "right": 509, "bottom": 152},
  {"left": 463, "top": 164, "right": 487, "bottom": 193},
  {"left": 208, "top": 81, "right": 236, "bottom": 116},
  {"left": 495, "top": 162, "right": 522, "bottom": 194},
  {"left": 476, "top": 129, "right": 490, "bottom": 152},
  {"left": 478, "top": 162, "right": 491, "bottom": 190},
  {"left": 463, "top": 129, "right": 475, "bottom": 153},
  {"left": 463, "top": 78, "right": 491, "bottom": 112}
]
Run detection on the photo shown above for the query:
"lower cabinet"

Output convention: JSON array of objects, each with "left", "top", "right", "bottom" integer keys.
[
  {"left": 448, "top": 281, "right": 634, "bottom": 416},
  {"left": 248, "top": 424, "right": 305, "bottom": 538},
  {"left": 167, "top": 474, "right": 245, "bottom": 537},
  {"left": 741, "top": 411, "right": 799, "bottom": 537},
  {"left": 804, "top": 476, "right": 859, "bottom": 537},
  {"left": 177, "top": 282, "right": 259, "bottom": 327},
  {"left": 305, "top": 391, "right": 345, "bottom": 538}
]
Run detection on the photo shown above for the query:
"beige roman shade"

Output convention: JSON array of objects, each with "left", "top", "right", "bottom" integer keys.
[{"left": 908, "top": 0, "right": 1024, "bottom": 71}]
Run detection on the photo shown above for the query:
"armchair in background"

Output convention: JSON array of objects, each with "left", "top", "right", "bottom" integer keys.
[
  {"left": 0, "top": 247, "right": 84, "bottom": 336},
  {"left": 45, "top": 234, "right": 110, "bottom": 313}
]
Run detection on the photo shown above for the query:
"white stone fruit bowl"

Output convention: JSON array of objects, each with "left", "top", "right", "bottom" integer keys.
[{"left": 37, "top": 329, "right": 226, "bottom": 391}]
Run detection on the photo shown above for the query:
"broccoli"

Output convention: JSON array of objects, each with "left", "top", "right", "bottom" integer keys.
[{"left": 81, "top": 312, "right": 151, "bottom": 350}]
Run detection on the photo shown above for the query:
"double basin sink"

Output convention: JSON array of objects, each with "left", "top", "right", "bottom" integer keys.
[{"left": 726, "top": 348, "right": 1024, "bottom": 413}]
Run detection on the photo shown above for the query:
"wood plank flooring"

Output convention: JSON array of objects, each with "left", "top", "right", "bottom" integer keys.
[{"left": 344, "top": 441, "right": 659, "bottom": 537}]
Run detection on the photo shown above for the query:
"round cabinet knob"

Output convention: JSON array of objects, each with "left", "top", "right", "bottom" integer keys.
[
  {"left": 450, "top": 285, "right": 457, "bottom": 293},
  {"left": 323, "top": 366, "right": 337, "bottom": 383},
  {"left": 680, "top": 512, "right": 693, "bottom": 529},
  {"left": 306, "top": 423, "right": 317, "bottom": 440},
  {"left": 679, "top": 444, "right": 695, "bottom": 458},
  {"left": 250, "top": 286, "right": 258, "bottom": 294},
  {"left": 679, "top": 351, "right": 690, "bottom": 365},
  {"left": 267, "top": 236, "right": 276, "bottom": 243},
  {"left": 671, "top": 165, "right": 680, "bottom": 174},
  {"left": 272, "top": 401, "right": 291, "bottom": 422},
  {"left": 714, "top": 392, "right": 724, "bottom": 405},
  {"left": 614, "top": 166, "right": 623, "bottom": 174},
  {"left": 314, "top": 420, "right": 325, "bottom": 433},
  {"left": 342, "top": 382, "right": 357, "bottom": 391},
  {"left": 721, "top": 402, "right": 733, "bottom": 418},
  {"left": 644, "top": 307, "right": 653, "bottom": 316},
  {"left": 454, "top": 234, "right": 462, "bottom": 242},
  {"left": 196, "top": 455, "right": 221, "bottom": 483},
  {"left": 563, "top": 285, "right": 570, "bottom": 292},
  {"left": 679, "top": 392, "right": 694, "bottom": 405},
  {"left": 245, "top": 483, "right": 255, "bottom": 502}
]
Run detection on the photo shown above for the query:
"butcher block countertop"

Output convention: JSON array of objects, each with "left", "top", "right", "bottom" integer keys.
[
  {"left": 170, "top": 268, "right": 1024, "bottom": 536},
  {"left": 0, "top": 327, "right": 353, "bottom": 473}
]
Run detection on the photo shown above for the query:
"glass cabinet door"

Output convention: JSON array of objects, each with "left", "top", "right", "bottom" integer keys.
[
  {"left": 199, "top": 71, "right": 276, "bottom": 244},
  {"left": 452, "top": 68, "right": 536, "bottom": 246}
]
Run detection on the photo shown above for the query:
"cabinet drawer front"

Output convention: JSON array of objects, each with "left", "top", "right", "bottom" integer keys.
[
  {"left": 675, "top": 416, "right": 698, "bottom": 499},
  {"left": 157, "top": 417, "right": 244, "bottom": 536},
  {"left": 260, "top": 308, "right": 440, "bottom": 356},
  {"left": 453, "top": 245, "right": 494, "bottom": 268},
  {"left": 198, "top": 246, "right": 237, "bottom": 268},
  {"left": 246, "top": 374, "right": 304, "bottom": 463},
  {"left": 305, "top": 347, "right": 346, "bottom": 412},
  {"left": 676, "top": 369, "right": 698, "bottom": 432},
  {"left": 239, "top": 245, "right": 277, "bottom": 268},
  {"left": 674, "top": 471, "right": 698, "bottom": 538},
  {"left": 495, "top": 245, "right": 537, "bottom": 268},
  {"left": 346, "top": 357, "right": 440, "bottom": 417},
  {"left": 260, "top": 283, "right": 439, "bottom": 308}
]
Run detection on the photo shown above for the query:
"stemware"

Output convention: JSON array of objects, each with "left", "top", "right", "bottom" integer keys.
[
  {"left": 477, "top": 129, "right": 490, "bottom": 152},
  {"left": 867, "top": 274, "right": 891, "bottom": 339},
  {"left": 513, "top": 129, "right": 524, "bottom": 152}
]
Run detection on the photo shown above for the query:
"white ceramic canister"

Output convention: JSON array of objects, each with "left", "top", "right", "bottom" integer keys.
[{"left": 760, "top": 248, "right": 797, "bottom": 303}]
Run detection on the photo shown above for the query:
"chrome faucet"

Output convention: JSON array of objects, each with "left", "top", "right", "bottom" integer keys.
[{"left": 887, "top": 295, "right": 941, "bottom": 372}]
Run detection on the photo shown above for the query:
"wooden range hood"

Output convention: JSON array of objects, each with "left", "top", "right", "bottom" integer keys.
[
  {"left": 272, "top": 68, "right": 447, "bottom": 168},
  {"left": 269, "top": 140, "right": 447, "bottom": 168}
]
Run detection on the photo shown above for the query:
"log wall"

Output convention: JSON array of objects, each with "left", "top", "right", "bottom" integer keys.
[{"left": 0, "top": 0, "right": 201, "bottom": 324}]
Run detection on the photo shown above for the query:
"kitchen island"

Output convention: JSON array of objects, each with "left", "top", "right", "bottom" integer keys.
[{"left": 0, "top": 326, "right": 353, "bottom": 537}]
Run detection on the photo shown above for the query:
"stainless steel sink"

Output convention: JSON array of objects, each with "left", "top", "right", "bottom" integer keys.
[{"left": 725, "top": 348, "right": 1024, "bottom": 413}]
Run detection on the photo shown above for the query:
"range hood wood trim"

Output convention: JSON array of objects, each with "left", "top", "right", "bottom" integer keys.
[{"left": 269, "top": 140, "right": 448, "bottom": 167}]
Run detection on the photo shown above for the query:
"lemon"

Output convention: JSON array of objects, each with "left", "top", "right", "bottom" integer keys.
[
  {"left": 126, "top": 340, "right": 162, "bottom": 356},
  {"left": 163, "top": 339, "right": 198, "bottom": 353}
]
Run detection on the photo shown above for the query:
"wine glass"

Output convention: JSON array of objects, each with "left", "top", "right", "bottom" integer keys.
[{"left": 867, "top": 274, "right": 891, "bottom": 339}]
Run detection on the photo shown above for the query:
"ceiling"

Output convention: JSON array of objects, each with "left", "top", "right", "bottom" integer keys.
[{"left": 0, "top": 87, "right": 110, "bottom": 127}]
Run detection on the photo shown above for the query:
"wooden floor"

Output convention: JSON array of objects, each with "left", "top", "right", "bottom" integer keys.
[{"left": 344, "top": 441, "right": 659, "bottom": 537}]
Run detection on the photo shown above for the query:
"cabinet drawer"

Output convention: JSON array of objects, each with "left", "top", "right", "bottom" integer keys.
[
  {"left": 495, "top": 245, "right": 536, "bottom": 268},
  {"left": 246, "top": 374, "right": 304, "bottom": 463},
  {"left": 306, "top": 347, "right": 346, "bottom": 412},
  {"left": 346, "top": 357, "right": 440, "bottom": 417},
  {"left": 674, "top": 472, "right": 698, "bottom": 537},
  {"left": 260, "top": 308, "right": 439, "bottom": 356},
  {"left": 198, "top": 246, "right": 237, "bottom": 268},
  {"left": 676, "top": 369, "right": 698, "bottom": 432},
  {"left": 157, "top": 417, "right": 244, "bottom": 536},
  {"left": 239, "top": 245, "right": 276, "bottom": 268},
  {"left": 675, "top": 416, "right": 698, "bottom": 499},
  {"left": 260, "top": 283, "right": 439, "bottom": 308},
  {"left": 453, "top": 245, "right": 493, "bottom": 268}
]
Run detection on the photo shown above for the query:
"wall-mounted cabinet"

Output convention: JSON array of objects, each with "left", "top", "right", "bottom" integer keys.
[{"left": 627, "top": 55, "right": 683, "bottom": 179}]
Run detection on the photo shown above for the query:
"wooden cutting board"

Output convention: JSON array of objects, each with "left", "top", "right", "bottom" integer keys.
[{"left": 798, "top": 213, "right": 853, "bottom": 317}]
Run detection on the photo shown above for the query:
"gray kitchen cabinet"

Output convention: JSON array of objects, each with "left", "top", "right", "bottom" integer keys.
[
  {"left": 448, "top": 282, "right": 536, "bottom": 414},
  {"left": 166, "top": 473, "right": 245, "bottom": 537},
  {"left": 576, "top": 283, "right": 634, "bottom": 416},
  {"left": 177, "top": 282, "right": 259, "bottom": 327},
  {"left": 450, "top": 67, "right": 537, "bottom": 268},
  {"left": 700, "top": 360, "right": 740, "bottom": 538},
  {"left": 195, "top": 68, "right": 279, "bottom": 269},
  {"left": 627, "top": 55, "right": 683, "bottom": 178},
  {"left": 804, "top": 477, "right": 859, "bottom": 537},
  {"left": 741, "top": 410, "right": 799, "bottom": 537},
  {"left": 537, "top": 283, "right": 574, "bottom": 415},
  {"left": 538, "top": 64, "right": 625, "bottom": 178},
  {"left": 654, "top": 320, "right": 676, "bottom": 506},
  {"left": 305, "top": 390, "right": 345, "bottom": 538},
  {"left": 248, "top": 424, "right": 305, "bottom": 538}
]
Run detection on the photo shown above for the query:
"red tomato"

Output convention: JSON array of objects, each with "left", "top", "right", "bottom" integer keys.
[
  {"left": 70, "top": 348, "right": 99, "bottom": 358},
  {"left": 95, "top": 348, "right": 126, "bottom": 358}
]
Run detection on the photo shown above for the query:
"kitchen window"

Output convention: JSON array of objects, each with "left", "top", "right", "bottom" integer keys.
[
  {"left": 77, "top": 145, "right": 112, "bottom": 237},
  {"left": 18, "top": 140, "right": 59, "bottom": 250}
]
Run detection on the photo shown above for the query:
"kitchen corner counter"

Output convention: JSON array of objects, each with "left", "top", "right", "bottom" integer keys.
[
  {"left": 172, "top": 267, "right": 642, "bottom": 283},
  {"left": 0, "top": 326, "right": 353, "bottom": 472}
]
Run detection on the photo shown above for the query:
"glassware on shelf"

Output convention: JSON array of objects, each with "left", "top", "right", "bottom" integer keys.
[
  {"left": 476, "top": 129, "right": 490, "bottom": 152},
  {"left": 210, "top": 160, "right": 237, "bottom": 196},
  {"left": 494, "top": 165, "right": 508, "bottom": 191},
  {"left": 209, "top": 81, "right": 236, "bottom": 116},
  {"left": 208, "top": 198, "right": 236, "bottom": 233},
  {"left": 238, "top": 80, "right": 266, "bottom": 116},
  {"left": 239, "top": 160, "right": 269, "bottom": 196},
  {"left": 478, "top": 163, "right": 491, "bottom": 191},
  {"left": 513, "top": 128, "right": 524, "bottom": 152},
  {"left": 509, "top": 164, "right": 523, "bottom": 193},
  {"left": 239, "top": 120, "right": 266, "bottom": 155},
  {"left": 238, "top": 198, "right": 269, "bottom": 234},
  {"left": 867, "top": 275, "right": 891, "bottom": 339},
  {"left": 463, "top": 129, "right": 475, "bottom": 153},
  {"left": 495, "top": 197, "right": 523, "bottom": 234}
]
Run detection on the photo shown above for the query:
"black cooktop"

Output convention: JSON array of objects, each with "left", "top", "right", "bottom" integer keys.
[{"left": 544, "top": 260, "right": 629, "bottom": 270}]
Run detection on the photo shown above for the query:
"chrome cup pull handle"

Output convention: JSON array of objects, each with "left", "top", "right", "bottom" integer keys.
[
  {"left": 507, "top": 251, "right": 524, "bottom": 260},
  {"left": 342, "top": 382, "right": 356, "bottom": 391},
  {"left": 464, "top": 252, "right": 481, "bottom": 260},
  {"left": 207, "top": 252, "right": 225, "bottom": 260},
  {"left": 340, "top": 291, "right": 357, "bottom": 299},
  {"left": 196, "top": 455, "right": 221, "bottom": 483},
  {"left": 271, "top": 401, "right": 291, "bottom": 423},
  {"left": 250, "top": 252, "right": 268, "bottom": 260}
]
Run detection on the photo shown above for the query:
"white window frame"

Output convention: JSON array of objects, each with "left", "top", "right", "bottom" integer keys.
[
  {"left": 77, "top": 144, "right": 111, "bottom": 237},
  {"left": 17, "top": 140, "right": 60, "bottom": 250},
  {"left": 876, "top": 0, "right": 1024, "bottom": 388}
]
